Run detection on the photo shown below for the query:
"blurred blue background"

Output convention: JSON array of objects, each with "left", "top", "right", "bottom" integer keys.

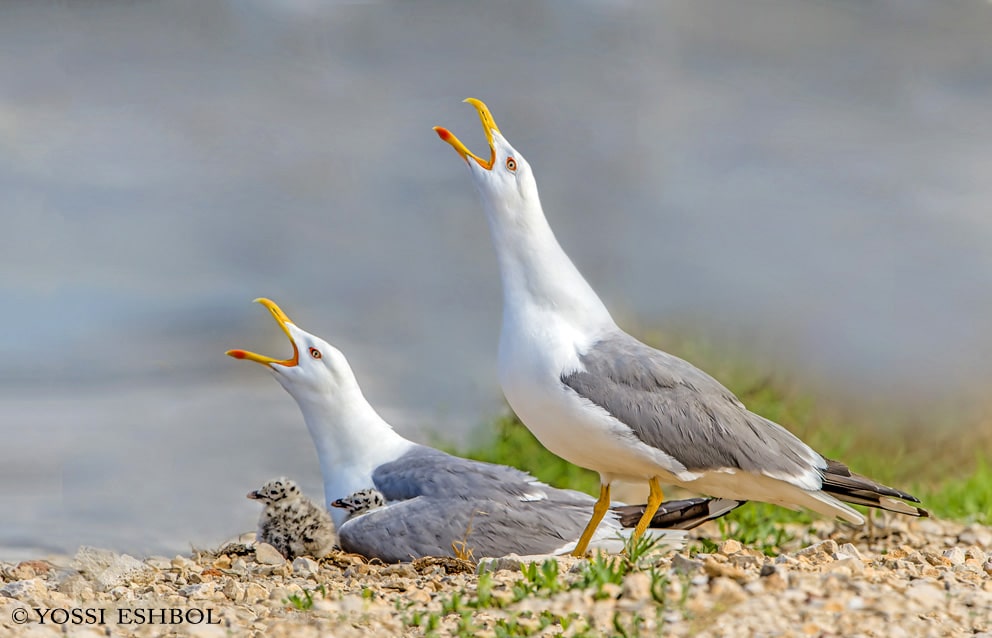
[{"left": 2, "top": 0, "right": 991, "bottom": 557}]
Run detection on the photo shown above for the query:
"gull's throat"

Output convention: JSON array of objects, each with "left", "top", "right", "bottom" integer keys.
[
  {"left": 482, "top": 194, "right": 614, "bottom": 333},
  {"left": 292, "top": 389, "right": 412, "bottom": 526}
]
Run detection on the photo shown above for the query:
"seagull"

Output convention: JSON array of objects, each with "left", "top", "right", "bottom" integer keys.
[
  {"left": 227, "top": 298, "right": 741, "bottom": 563},
  {"left": 434, "top": 98, "right": 928, "bottom": 557},
  {"left": 331, "top": 488, "right": 387, "bottom": 520},
  {"left": 247, "top": 477, "right": 338, "bottom": 560}
]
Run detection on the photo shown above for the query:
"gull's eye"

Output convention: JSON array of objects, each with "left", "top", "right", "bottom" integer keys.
[
  {"left": 308, "top": 347, "right": 322, "bottom": 360},
  {"left": 505, "top": 157, "right": 517, "bottom": 172}
]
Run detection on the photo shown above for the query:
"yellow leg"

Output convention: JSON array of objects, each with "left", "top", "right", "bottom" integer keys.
[
  {"left": 571, "top": 483, "right": 611, "bottom": 557},
  {"left": 631, "top": 477, "right": 665, "bottom": 542}
]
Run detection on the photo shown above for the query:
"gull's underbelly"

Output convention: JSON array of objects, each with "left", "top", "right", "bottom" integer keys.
[
  {"left": 501, "top": 370, "right": 685, "bottom": 484},
  {"left": 498, "top": 315, "right": 688, "bottom": 484}
]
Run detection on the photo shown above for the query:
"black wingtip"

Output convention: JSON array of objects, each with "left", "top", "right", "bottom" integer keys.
[
  {"left": 821, "top": 458, "right": 927, "bottom": 516},
  {"left": 612, "top": 497, "right": 744, "bottom": 530}
]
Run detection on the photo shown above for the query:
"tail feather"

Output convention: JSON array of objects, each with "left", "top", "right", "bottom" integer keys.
[
  {"left": 612, "top": 497, "right": 744, "bottom": 530},
  {"left": 820, "top": 458, "right": 929, "bottom": 517}
]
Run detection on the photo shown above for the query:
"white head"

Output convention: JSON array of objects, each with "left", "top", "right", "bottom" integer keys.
[
  {"left": 227, "top": 298, "right": 411, "bottom": 527},
  {"left": 434, "top": 99, "right": 542, "bottom": 229},
  {"left": 247, "top": 476, "right": 301, "bottom": 505},
  {"left": 434, "top": 100, "right": 613, "bottom": 326},
  {"left": 226, "top": 298, "right": 363, "bottom": 409}
]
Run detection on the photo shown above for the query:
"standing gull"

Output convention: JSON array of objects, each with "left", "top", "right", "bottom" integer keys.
[
  {"left": 227, "top": 298, "right": 740, "bottom": 563},
  {"left": 434, "top": 98, "right": 927, "bottom": 557},
  {"left": 247, "top": 477, "right": 338, "bottom": 560}
]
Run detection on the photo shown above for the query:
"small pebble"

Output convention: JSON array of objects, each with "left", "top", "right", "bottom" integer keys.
[
  {"left": 719, "top": 539, "right": 743, "bottom": 555},
  {"left": 671, "top": 554, "right": 704, "bottom": 574},
  {"left": 621, "top": 572, "right": 652, "bottom": 601},
  {"left": 943, "top": 547, "right": 966, "bottom": 565},
  {"left": 253, "top": 543, "right": 286, "bottom": 566},
  {"left": 292, "top": 557, "right": 320, "bottom": 578}
]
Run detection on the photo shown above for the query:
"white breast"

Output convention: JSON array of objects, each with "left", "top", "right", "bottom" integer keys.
[{"left": 497, "top": 306, "right": 689, "bottom": 485}]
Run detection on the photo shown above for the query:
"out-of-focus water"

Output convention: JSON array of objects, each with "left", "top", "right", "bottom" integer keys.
[{"left": 2, "top": 1, "right": 991, "bottom": 558}]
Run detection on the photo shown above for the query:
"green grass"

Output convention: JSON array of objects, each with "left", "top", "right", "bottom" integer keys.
[
  {"left": 927, "top": 459, "right": 992, "bottom": 523},
  {"left": 405, "top": 535, "right": 678, "bottom": 637},
  {"left": 284, "top": 584, "right": 327, "bottom": 611},
  {"left": 453, "top": 334, "right": 991, "bottom": 532}
]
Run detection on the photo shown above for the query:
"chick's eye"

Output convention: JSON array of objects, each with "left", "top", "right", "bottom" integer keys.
[
  {"left": 308, "top": 347, "right": 322, "bottom": 360},
  {"left": 505, "top": 157, "right": 517, "bottom": 172}
]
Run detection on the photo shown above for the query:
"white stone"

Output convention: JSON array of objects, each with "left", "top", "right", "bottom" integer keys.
[
  {"left": 0, "top": 579, "right": 48, "bottom": 604},
  {"left": 70, "top": 547, "right": 150, "bottom": 592},
  {"left": 253, "top": 543, "right": 286, "bottom": 566},
  {"left": 795, "top": 539, "right": 838, "bottom": 560},
  {"left": 671, "top": 554, "right": 704, "bottom": 573},
  {"left": 231, "top": 558, "right": 249, "bottom": 576},
  {"left": 835, "top": 543, "right": 864, "bottom": 561},
  {"left": 222, "top": 580, "right": 245, "bottom": 602},
  {"left": 828, "top": 557, "right": 864, "bottom": 574},
  {"left": 108, "top": 585, "right": 135, "bottom": 600},
  {"left": 959, "top": 526, "right": 992, "bottom": 548},
  {"left": 244, "top": 582, "right": 268, "bottom": 603},
  {"left": 180, "top": 583, "right": 218, "bottom": 599},
  {"left": 292, "top": 557, "right": 320, "bottom": 578},
  {"left": 943, "top": 547, "right": 966, "bottom": 565},
  {"left": 905, "top": 582, "right": 945, "bottom": 608},
  {"left": 965, "top": 547, "right": 987, "bottom": 563},
  {"left": 621, "top": 572, "right": 652, "bottom": 601},
  {"left": 718, "top": 539, "right": 743, "bottom": 555}
]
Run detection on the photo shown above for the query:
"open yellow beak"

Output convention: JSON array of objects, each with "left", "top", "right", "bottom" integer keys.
[
  {"left": 434, "top": 98, "right": 501, "bottom": 170},
  {"left": 226, "top": 298, "right": 300, "bottom": 367}
]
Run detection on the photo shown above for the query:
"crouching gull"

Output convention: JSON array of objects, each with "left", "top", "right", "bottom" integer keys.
[
  {"left": 248, "top": 477, "right": 338, "bottom": 560},
  {"left": 434, "top": 98, "right": 928, "bottom": 557},
  {"left": 227, "top": 298, "right": 741, "bottom": 563}
]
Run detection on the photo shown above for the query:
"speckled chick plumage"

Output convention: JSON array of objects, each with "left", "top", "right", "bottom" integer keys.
[
  {"left": 331, "top": 488, "right": 386, "bottom": 520},
  {"left": 248, "top": 477, "right": 337, "bottom": 560}
]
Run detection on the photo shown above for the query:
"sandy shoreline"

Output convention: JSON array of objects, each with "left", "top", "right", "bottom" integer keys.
[{"left": 2, "top": 517, "right": 990, "bottom": 637}]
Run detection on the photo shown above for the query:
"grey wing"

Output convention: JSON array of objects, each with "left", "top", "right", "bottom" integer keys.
[
  {"left": 336, "top": 495, "right": 598, "bottom": 563},
  {"left": 561, "top": 331, "right": 824, "bottom": 486},
  {"left": 372, "top": 445, "right": 582, "bottom": 505}
]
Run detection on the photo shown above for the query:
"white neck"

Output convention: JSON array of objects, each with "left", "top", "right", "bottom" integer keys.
[
  {"left": 290, "top": 382, "right": 412, "bottom": 527},
  {"left": 482, "top": 193, "right": 614, "bottom": 331}
]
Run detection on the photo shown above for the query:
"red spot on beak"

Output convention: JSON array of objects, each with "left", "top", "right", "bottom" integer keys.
[
  {"left": 228, "top": 350, "right": 248, "bottom": 359},
  {"left": 434, "top": 127, "right": 453, "bottom": 141}
]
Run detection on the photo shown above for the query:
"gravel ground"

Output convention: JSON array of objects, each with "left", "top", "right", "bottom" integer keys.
[{"left": 2, "top": 516, "right": 990, "bottom": 637}]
